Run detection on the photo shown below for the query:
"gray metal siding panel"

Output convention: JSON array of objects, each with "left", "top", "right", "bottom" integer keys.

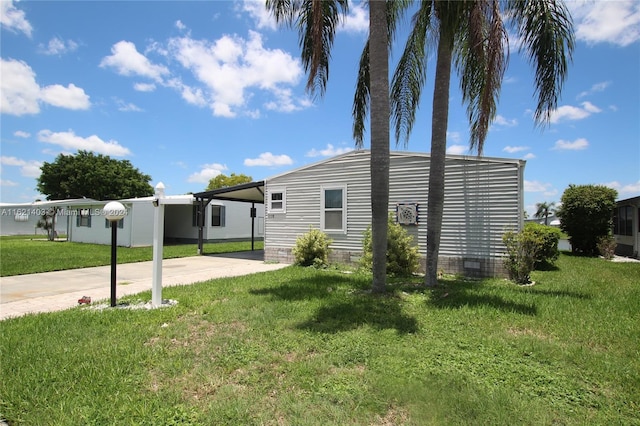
[{"left": 265, "top": 151, "right": 522, "bottom": 258}]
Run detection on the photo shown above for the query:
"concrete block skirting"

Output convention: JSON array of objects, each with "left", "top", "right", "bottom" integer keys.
[{"left": 265, "top": 247, "right": 508, "bottom": 279}]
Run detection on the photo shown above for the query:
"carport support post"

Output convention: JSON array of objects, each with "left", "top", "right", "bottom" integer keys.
[{"left": 152, "top": 182, "right": 165, "bottom": 306}]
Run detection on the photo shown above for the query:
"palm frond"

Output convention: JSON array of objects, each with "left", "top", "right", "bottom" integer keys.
[
  {"left": 390, "top": 1, "right": 434, "bottom": 146},
  {"left": 508, "top": 0, "right": 575, "bottom": 124},
  {"left": 352, "top": 41, "right": 370, "bottom": 148},
  {"left": 297, "top": 0, "right": 349, "bottom": 97}
]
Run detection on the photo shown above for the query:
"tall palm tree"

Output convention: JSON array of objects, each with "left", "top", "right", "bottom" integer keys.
[
  {"left": 267, "top": 0, "right": 409, "bottom": 293},
  {"left": 385, "top": 0, "right": 574, "bottom": 287},
  {"left": 535, "top": 201, "right": 556, "bottom": 225}
]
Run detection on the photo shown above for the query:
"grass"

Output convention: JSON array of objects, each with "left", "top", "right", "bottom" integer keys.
[
  {"left": 1, "top": 252, "right": 638, "bottom": 425},
  {"left": 0, "top": 235, "right": 263, "bottom": 276}
]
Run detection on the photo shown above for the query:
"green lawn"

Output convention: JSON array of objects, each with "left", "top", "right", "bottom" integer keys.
[
  {"left": 0, "top": 235, "right": 263, "bottom": 276},
  {"left": 1, "top": 252, "right": 638, "bottom": 425}
]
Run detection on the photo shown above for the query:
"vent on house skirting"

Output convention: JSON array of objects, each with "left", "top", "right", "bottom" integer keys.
[{"left": 396, "top": 203, "right": 419, "bottom": 225}]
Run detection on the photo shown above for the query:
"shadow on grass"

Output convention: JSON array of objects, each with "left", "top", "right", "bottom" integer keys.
[
  {"left": 251, "top": 273, "right": 418, "bottom": 334},
  {"left": 518, "top": 287, "right": 591, "bottom": 300},
  {"left": 297, "top": 295, "right": 419, "bottom": 335},
  {"left": 427, "top": 280, "right": 537, "bottom": 316},
  {"left": 249, "top": 274, "right": 344, "bottom": 301}
]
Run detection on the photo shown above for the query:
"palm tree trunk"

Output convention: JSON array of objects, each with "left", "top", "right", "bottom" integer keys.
[
  {"left": 425, "top": 28, "right": 453, "bottom": 287},
  {"left": 369, "top": 0, "right": 389, "bottom": 293}
]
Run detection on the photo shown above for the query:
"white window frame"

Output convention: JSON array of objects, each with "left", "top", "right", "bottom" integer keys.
[
  {"left": 321, "top": 185, "right": 347, "bottom": 234},
  {"left": 268, "top": 188, "right": 286, "bottom": 214}
]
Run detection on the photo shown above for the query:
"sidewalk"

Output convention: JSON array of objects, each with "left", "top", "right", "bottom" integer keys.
[{"left": 0, "top": 253, "right": 289, "bottom": 320}]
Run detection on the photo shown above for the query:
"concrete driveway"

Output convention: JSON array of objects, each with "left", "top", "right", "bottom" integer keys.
[{"left": 0, "top": 252, "right": 289, "bottom": 320}]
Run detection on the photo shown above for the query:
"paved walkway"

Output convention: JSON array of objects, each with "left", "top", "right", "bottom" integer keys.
[{"left": 0, "top": 252, "right": 289, "bottom": 320}]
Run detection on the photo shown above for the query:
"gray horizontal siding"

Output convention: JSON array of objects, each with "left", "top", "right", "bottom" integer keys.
[{"left": 265, "top": 150, "right": 523, "bottom": 259}]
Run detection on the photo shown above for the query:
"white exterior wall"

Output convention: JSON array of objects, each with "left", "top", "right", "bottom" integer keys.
[
  {"left": 0, "top": 204, "right": 69, "bottom": 236},
  {"left": 164, "top": 201, "right": 263, "bottom": 242},
  {"left": 264, "top": 150, "right": 524, "bottom": 277},
  {"left": 67, "top": 203, "right": 134, "bottom": 247}
]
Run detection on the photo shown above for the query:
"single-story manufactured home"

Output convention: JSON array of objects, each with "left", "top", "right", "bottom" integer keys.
[
  {"left": 613, "top": 195, "right": 639, "bottom": 258},
  {"left": 1, "top": 195, "right": 264, "bottom": 248},
  {"left": 195, "top": 150, "right": 525, "bottom": 278},
  {"left": 0, "top": 199, "right": 90, "bottom": 237}
]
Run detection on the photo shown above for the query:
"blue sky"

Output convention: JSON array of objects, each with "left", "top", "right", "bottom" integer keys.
[{"left": 1, "top": 0, "right": 639, "bottom": 216}]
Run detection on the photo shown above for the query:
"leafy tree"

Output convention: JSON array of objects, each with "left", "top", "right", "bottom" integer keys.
[
  {"left": 372, "top": 0, "right": 574, "bottom": 287},
  {"left": 37, "top": 150, "right": 154, "bottom": 200},
  {"left": 557, "top": 184, "right": 618, "bottom": 255},
  {"left": 535, "top": 201, "right": 556, "bottom": 225},
  {"left": 206, "top": 173, "right": 253, "bottom": 191},
  {"left": 266, "top": 0, "right": 408, "bottom": 293},
  {"left": 360, "top": 214, "right": 420, "bottom": 276}
]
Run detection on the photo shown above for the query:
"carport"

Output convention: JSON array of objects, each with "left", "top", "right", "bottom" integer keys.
[{"left": 193, "top": 181, "right": 265, "bottom": 254}]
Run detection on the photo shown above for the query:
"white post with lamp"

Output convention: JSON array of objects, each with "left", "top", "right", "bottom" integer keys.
[
  {"left": 103, "top": 201, "right": 127, "bottom": 307},
  {"left": 152, "top": 182, "right": 165, "bottom": 306}
]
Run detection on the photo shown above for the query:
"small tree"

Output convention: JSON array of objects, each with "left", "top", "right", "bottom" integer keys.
[
  {"left": 502, "top": 227, "right": 542, "bottom": 285},
  {"left": 557, "top": 184, "right": 618, "bottom": 255},
  {"left": 206, "top": 173, "right": 253, "bottom": 191},
  {"left": 292, "top": 227, "right": 333, "bottom": 268},
  {"left": 534, "top": 201, "right": 556, "bottom": 225},
  {"left": 36, "top": 207, "right": 58, "bottom": 241},
  {"left": 360, "top": 215, "right": 420, "bottom": 277},
  {"left": 524, "top": 222, "right": 562, "bottom": 266},
  {"left": 37, "top": 150, "right": 153, "bottom": 201}
]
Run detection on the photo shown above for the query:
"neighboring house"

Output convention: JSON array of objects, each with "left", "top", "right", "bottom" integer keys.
[
  {"left": 196, "top": 150, "right": 523, "bottom": 278},
  {"left": 613, "top": 196, "right": 640, "bottom": 258},
  {"left": 0, "top": 199, "right": 89, "bottom": 236},
  {"left": 2, "top": 192, "right": 264, "bottom": 247}
]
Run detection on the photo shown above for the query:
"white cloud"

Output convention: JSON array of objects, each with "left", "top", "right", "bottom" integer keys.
[
  {"left": 100, "top": 41, "right": 170, "bottom": 82},
  {"left": 0, "top": 58, "right": 91, "bottom": 115},
  {"left": 37, "top": 130, "right": 131, "bottom": 157},
  {"left": 339, "top": 2, "right": 368, "bottom": 34},
  {"left": 0, "top": 58, "right": 40, "bottom": 115},
  {"left": 0, "top": 179, "right": 19, "bottom": 187},
  {"left": 240, "top": 0, "right": 277, "bottom": 30},
  {"left": 552, "top": 138, "right": 589, "bottom": 151},
  {"left": 39, "top": 37, "right": 79, "bottom": 55},
  {"left": 175, "top": 20, "right": 186, "bottom": 31},
  {"left": 446, "top": 145, "right": 469, "bottom": 155},
  {"left": 133, "top": 82, "right": 156, "bottom": 92},
  {"left": 523, "top": 153, "right": 536, "bottom": 160},
  {"left": 603, "top": 180, "right": 640, "bottom": 196},
  {"left": 244, "top": 152, "right": 293, "bottom": 167},
  {"left": 114, "top": 99, "right": 143, "bottom": 112},
  {"left": 549, "top": 101, "right": 602, "bottom": 123},
  {"left": 306, "top": 143, "right": 354, "bottom": 157},
  {"left": 569, "top": 0, "right": 640, "bottom": 47},
  {"left": 187, "top": 163, "right": 228, "bottom": 183},
  {"left": 577, "top": 81, "right": 611, "bottom": 99},
  {"left": 524, "top": 180, "right": 557, "bottom": 197},
  {"left": 447, "top": 131, "right": 462, "bottom": 143},
  {"left": 493, "top": 115, "right": 518, "bottom": 127},
  {"left": 503, "top": 145, "right": 529, "bottom": 153},
  {"left": 167, "top": 30, "right": 304, "bottom": 117},
  {"left": 0, "top": 0, "right": 32, "bottom": 37},
  {"left": 1, "top": 156, "right": 42, "bottom": 178},
  {"left": 14, "top": 130, "right": 30, "bottom": 138},
  {"left": 40, "top": 83, "right": 90, "bottom": 110}
]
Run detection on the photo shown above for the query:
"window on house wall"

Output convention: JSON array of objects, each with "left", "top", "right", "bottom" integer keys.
[
  {"left": 211, "top": 205, "right": 225, "bottom": 227},
  {"left": 321, "top": 185, "right": 346, "bottom": 233},
  {"left": 104, "top": 218, "right": 124, "bottom": 229},
  {"left": 77, "top": 209, "right": 91, "bottom": 227},
  {"left": 613, "top": 205, "right": 633, "bottom": 236},
  {"left": 268, "top": 189, "right": 286, "bottom": 213}
]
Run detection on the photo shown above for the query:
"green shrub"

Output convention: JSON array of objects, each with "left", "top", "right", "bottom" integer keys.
[
  {"left": 557, "top": 184, "right": 618, "bottom": 255},
  {"left": 524, "top": 222, "right": 562, "bottom": 266},
  {"left": 292, "top": 227, "right": 333, "bottom": 268},
  {"left": 360, "top": 215, "right": 420, "bottom": 276},
  {"left": 597, "top": 235, "right": 616, "bottom": 260},
  {"left": 502, "top": 228, "right": 542, "bottom": 284}
]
